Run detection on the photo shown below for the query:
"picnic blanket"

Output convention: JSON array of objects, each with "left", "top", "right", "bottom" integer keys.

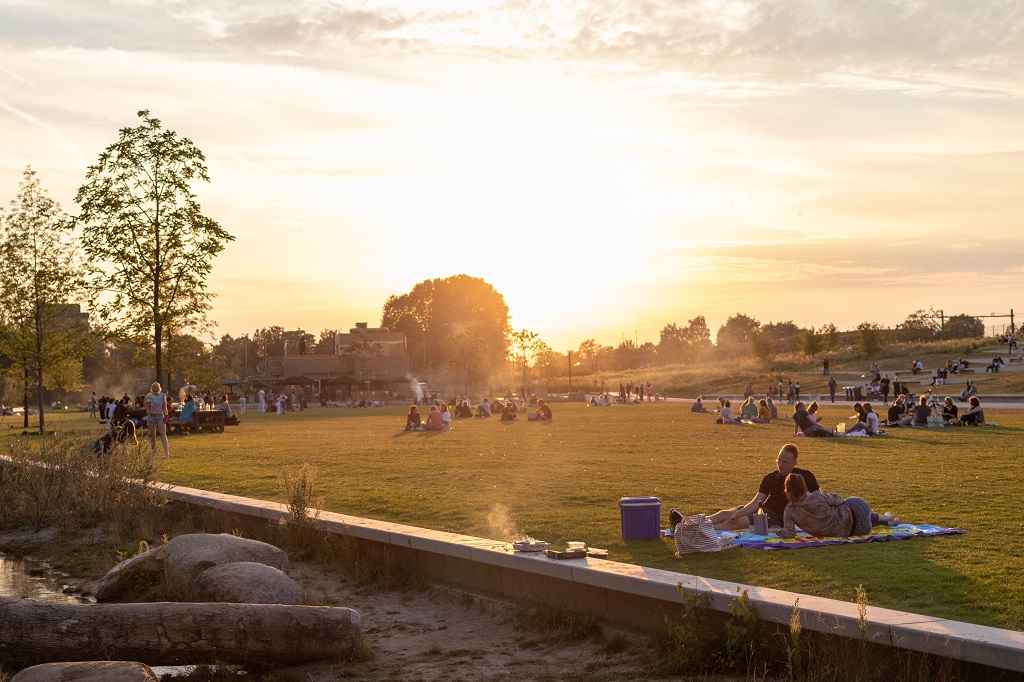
[{"left": 663, "top": 524, "right": 965, "bottom": 551}]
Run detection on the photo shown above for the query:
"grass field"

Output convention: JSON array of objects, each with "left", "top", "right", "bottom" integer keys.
[{"left": 10, "top": 401, "right": 1024, "bottom": 631}]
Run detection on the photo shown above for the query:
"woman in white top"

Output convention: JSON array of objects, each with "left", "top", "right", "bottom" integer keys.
[
  {"left": 440, "top": 402, "right": 452, "bottom": 430},
  {"left": 145, "top": 382, "right": 170, "bottom": 458},
  {"left": 717, "top": 400, "right": 739, "bottom": 424}
]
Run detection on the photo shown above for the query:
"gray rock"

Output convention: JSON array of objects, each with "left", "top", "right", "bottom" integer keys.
[
  {"left": 12, "top": 661, "right": 158, "bottom": 681},
  {"left": 93, "top": 547, "right": 163, "bottom": 601},
  {"left": 93, "top": 533, "right": 289, "bottom": 602},
  {"left": 162, "top": 533, "right": 289, "bottom": 598},
  {"left": 192, "top": 561, "right": 303, "bottom": 604}
]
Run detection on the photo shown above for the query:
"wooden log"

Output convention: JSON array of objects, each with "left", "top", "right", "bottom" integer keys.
[{"left": 0, "top": 598, "right": 361, "bottom": 668}]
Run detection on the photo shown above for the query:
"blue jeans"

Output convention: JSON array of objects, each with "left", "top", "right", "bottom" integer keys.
[{"left": 844, "top": 497, "right": 881, "bottom": 536}]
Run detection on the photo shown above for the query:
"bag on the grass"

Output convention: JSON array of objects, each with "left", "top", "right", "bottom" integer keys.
[{"left": 674, "top": 513, "right": 721, "bottom": 555}]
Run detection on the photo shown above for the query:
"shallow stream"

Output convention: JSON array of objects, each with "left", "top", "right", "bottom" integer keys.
[{"left": 0, "top": 553, "right": 90, "bottom": 604}]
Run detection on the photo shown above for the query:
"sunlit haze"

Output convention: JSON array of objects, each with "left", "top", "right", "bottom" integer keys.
[{"left": 2, "top": 1, "right": 1023, "bottom": 349}]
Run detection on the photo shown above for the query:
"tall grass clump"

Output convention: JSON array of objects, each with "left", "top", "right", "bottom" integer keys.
[
  {"left": 278, "top": 463, "right": 322, "bottom": 527},
  {"left": 0, "top": 430, "right": 160, "bottom": 536}
]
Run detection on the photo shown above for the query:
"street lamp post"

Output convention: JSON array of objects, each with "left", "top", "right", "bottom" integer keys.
[{"left": 567, "top": 351, "right": 572, "bottom": 393}]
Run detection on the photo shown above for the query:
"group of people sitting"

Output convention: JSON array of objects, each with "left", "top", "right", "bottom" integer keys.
[
  {"left": 670, "top": 444, "right": 901, "bottom": 539},
  {"left": 699, "top": 387, "right": 988, "bottom": 438},
  {"left": 693, "top": 395, "right": 779, "bottom": 425},
  {"left": 405, "top": 397, "right": 552, "bottom": 430}
]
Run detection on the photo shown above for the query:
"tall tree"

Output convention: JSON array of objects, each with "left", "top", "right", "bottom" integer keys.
[
  {"left": 944, "top": 314, "right": 985, "bottom": 339},
  {"left": 381, "top": 275, "right": 510, "bottom": 379},
  {"left": 856, "top": 322, "right": 883, "bottom": 356},
  {"left": 819, "top": 322, "right": 840, "bottom": 352},
  {"left": 898, "top": 309, "right": 941, "bottom": 342},
  {"left": 252, "top": 326, "right": 285, "bottom": 365},
  {"left": 510, "top": 329, "right": 540, "bottom": 390},
  {"left": 716, "top": 313, "right": 761, "bottom": 347},
  {"left": 74, "top": 110, "right": 234, "bottom": 384},
  {"left": 0, "top": 167, "right": 92, "bottom": 432}
]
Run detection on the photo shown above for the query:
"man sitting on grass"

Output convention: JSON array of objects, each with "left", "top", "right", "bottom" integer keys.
[
  {"left": 670, "top": 444, "right": 819, "bottom": 532},
  {"left": 793, "top": 401, "right": 834, "bottom": 437},
  {"left": 529, "top": 399, "right": 552, "bottom": 421}
]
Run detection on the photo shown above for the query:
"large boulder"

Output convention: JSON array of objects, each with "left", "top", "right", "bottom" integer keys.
[
  {"left": 94, "top": 533, "right": 290, "bottom": 602},
  {"left": 93, "top": 548, "right": 163, "bottom": 602},
  {"left": 192, "top": 561, "right": 302, "bottom": 604},
  {"left": 12, "top": 661, "right": 158, "bottom": 681}
]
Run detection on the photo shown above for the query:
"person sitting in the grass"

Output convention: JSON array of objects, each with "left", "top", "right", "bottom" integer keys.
[
  {"left": 716, "top": 399, "right": 740, "bottom": 424},
  {"left": 766, "top": 396, "right": 778, "bottom": 420},
  {"left": 749, "top": 398, "right": 771, "bottom": 424},
  {"left": 961, "top": 396, "right": 985, "bottom": 426},
  {"left": 885, "top": 396, "right": 909, "bottom": 427},
  {"left": 691, "top": 396, "right": 708, "bottom": 413},
  {"left": 476, "top": 399, "right": 492, "bottom": 418},
  {"left": 912, "top": 395, "right": 932, "bottom": 426},
  {"left": 405, "top": 405, "right": 422, "bottom": 431},
  {"left": 741, "top": 396, "right": 758, "bottom": 420},
  {"left": 500, "top": 401, "right": 518, "bottom": 421},
  {"left": 780, "top": 473, "right": 899, "bottom": 538},
  {"left": 424, "top": 405, "right": 444, "bottom": 430},
  {"left": 455, "top": 400, "right": 474, "bottom": 418},
  {"left": 792, "top": 401, "right": 834, "bottom": 437},
  {"left": 491, "top": 398, "right": 503, "bottom": 416},
  {"left": 806, "top": 400, "right": 822, "bottom": 424},
  {"left": 941, "top": 397, "right": 961, "bottom": 426},
  {"left": 440, "top": 403, "right": 452, "bottom": 430},
  {"left": 845, "top": 403, "right": 880, "bottom": 436},
  {"left": 529, "top": 398, "right": 552, "bottom": 421},
  {"left": 674, "top": 443, "right": 819, "bottom": 532}
]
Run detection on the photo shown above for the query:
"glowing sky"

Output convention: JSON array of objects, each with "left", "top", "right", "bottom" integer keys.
[{"left": 2, "top": 1, "right": 1023, "bottom": 350}]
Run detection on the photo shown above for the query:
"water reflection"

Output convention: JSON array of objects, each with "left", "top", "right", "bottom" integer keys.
[{"left": 0, "top": 554, "right": 91, "bottom": 604}]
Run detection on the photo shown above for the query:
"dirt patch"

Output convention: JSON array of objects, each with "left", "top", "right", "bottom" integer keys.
[
  {"left": 276, "top": 562, "right": 655, "bottom": 681},
  {"left": 0, "top": 529, "right": 659, "bottom": 681}
]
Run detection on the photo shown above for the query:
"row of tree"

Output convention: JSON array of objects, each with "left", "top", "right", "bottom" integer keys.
[
  {"left": 0, "top": 111, "right": 234, "bottom": 431},
  {"left": 0, "top": 112, "right": 996, "bottom": 427}
]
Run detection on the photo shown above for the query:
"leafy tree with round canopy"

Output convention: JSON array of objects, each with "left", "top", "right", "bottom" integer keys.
[
  {"left": 944, "top": 314, "right": 985, "bottom": 339},
  {"left": 716, "top": 313, "right": 761, "bottom": 347},
  {"left": 381, "top": 275, "right": 510, "bottom": 382},
  {"left": 74, "top": 110, "right": 234, "bottom": 384}
]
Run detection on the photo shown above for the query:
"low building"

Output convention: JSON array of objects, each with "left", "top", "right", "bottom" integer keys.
[{"left": 261, "top": 323, "right": 410, "bottom": 397}]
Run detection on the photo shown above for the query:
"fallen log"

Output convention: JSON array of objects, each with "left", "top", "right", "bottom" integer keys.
[{"left": 0, "top": 598, "right": 361, "bottom": 668}]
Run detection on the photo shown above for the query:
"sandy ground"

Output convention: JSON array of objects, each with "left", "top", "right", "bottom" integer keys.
[
  {"left": 262, "top": 560, "right": 658, "bottom": 681},
  {"left": 0, "top": 529, "right": 660, "bottom": 681}
]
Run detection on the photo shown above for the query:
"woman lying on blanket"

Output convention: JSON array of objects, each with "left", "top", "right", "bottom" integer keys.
[{"left": 780, "top": 473, "right": 900, "bottom": 539}]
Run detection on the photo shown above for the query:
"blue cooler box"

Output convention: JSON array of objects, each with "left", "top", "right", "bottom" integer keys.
[{"left": 619, "top": 496, "right": 661, "bottom": 540}]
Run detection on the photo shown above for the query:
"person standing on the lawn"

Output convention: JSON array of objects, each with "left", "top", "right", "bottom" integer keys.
[
  {"left": 670, "top": 443, "right": 819, "bottom": 532},
  {"left": 880, "top": 374, "right": 890, "bottom": 405},
  {"left": 828, "top": 376, "right": 837, "bottom": 403}
]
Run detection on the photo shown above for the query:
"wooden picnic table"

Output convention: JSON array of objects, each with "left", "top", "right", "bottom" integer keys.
[
  {"left": 168, "top": 409, "right": 237, "bottom": 434},
  {"left": 100, "top": 407, "right": 240, "bottom": 433}
]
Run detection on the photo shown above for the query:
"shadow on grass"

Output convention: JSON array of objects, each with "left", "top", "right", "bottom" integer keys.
[{"left": 665, "top": 535, "right": 1006, "bottom": 628}]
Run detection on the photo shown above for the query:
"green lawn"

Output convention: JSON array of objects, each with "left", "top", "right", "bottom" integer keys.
[{"left": 17, "top": 402, "right": 1024, "bottom": 630}]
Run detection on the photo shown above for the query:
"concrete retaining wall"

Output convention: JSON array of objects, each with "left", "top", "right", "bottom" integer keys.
[{"left": 156, "top": 483, "right": 1024, "bottom": 674}]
